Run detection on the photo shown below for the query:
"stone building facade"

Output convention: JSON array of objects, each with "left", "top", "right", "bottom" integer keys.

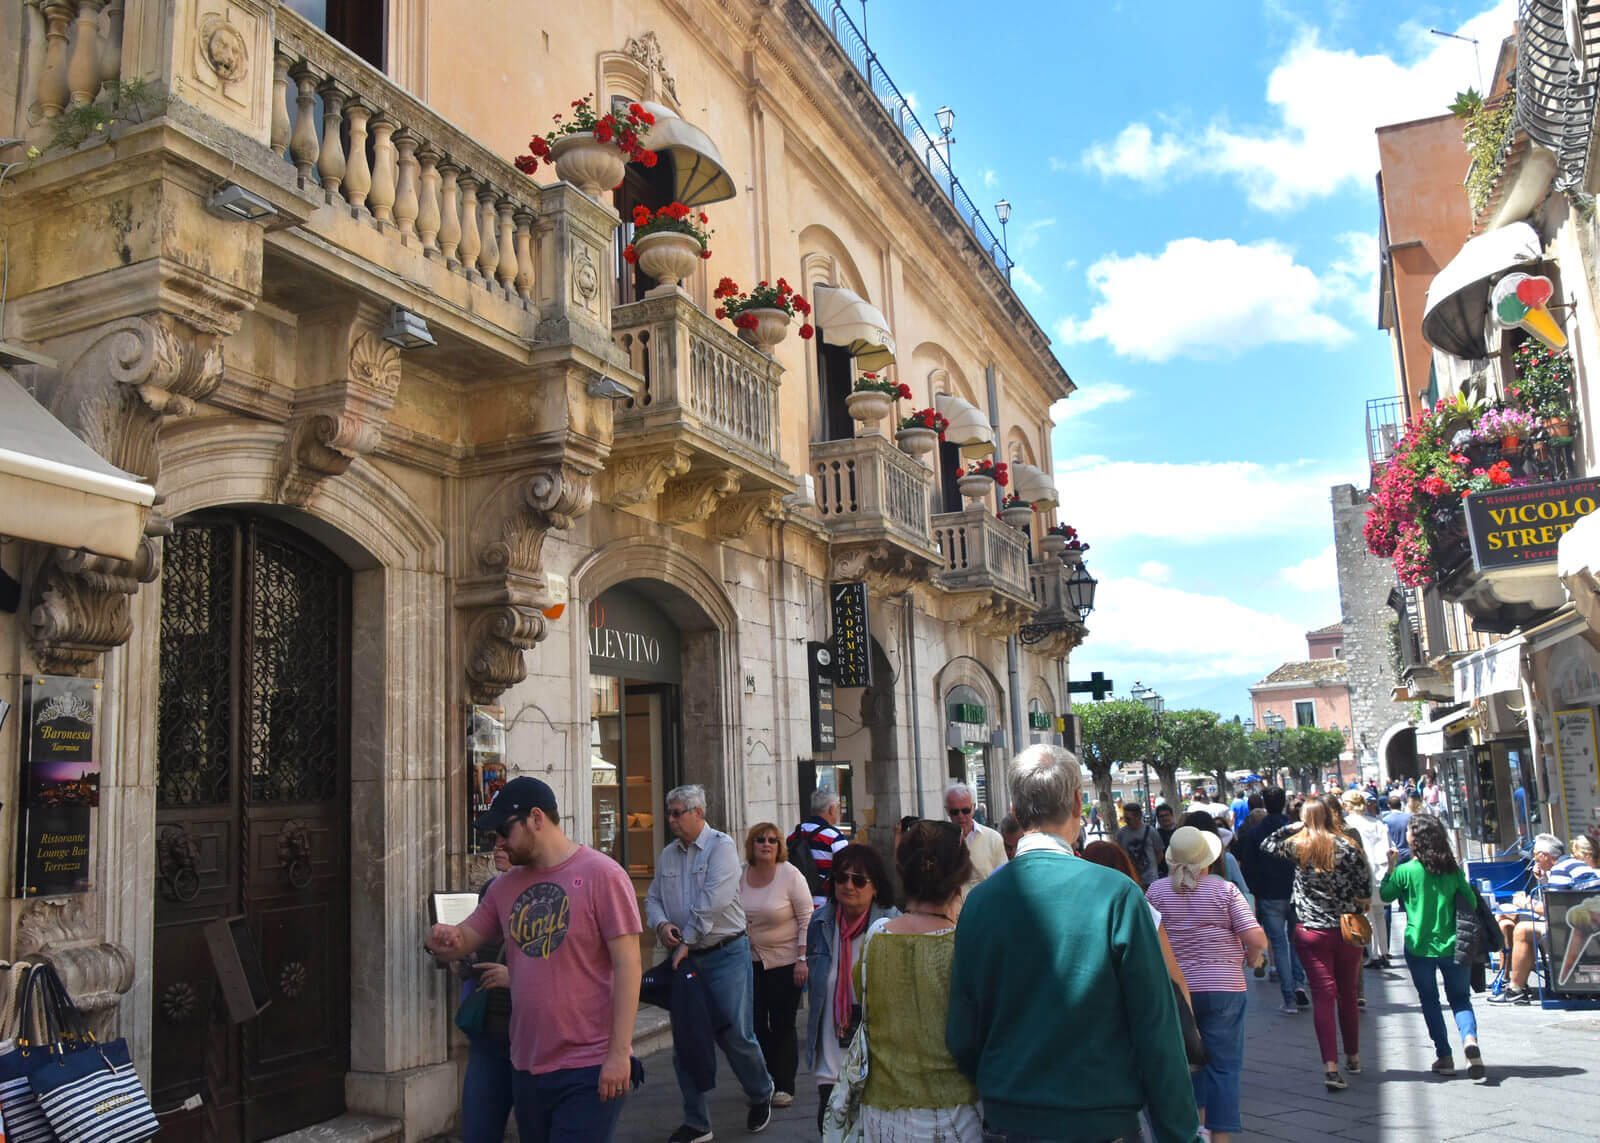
[{"left": 0, "top": 1, "right": 1084, "bottom": 1139}]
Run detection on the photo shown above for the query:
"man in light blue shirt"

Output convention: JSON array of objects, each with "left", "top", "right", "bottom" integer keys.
[{"left": 645, "top": 784, "right": 773, "bottom": 1141}]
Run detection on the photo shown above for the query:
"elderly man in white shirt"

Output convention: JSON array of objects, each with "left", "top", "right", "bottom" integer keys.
[
  {"left": 945, "top": 782, "right": 1008, "bottom": 882},
  {"left": 645, "top": 784, "right": 774, "bottom": 1141}
]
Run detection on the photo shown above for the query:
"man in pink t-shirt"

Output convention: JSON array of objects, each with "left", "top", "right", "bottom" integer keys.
[{"left": 427, "top": 777, "right": 642, "bottom": 1142}]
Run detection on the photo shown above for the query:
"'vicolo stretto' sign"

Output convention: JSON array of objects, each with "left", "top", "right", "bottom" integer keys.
[{"left": 1465, "top": 476, "right": 1600, "bottom": 571}]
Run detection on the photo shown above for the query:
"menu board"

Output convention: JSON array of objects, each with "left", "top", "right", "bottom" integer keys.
[
  {"left": 15, "top": 676, "right": 97, "bottom": 897},
  {"left": 1547, "top": 888, "right": 1600, "bottom": 995},
  {"left": 1552, "top": 708, "right": 1600, "bottom": 841},
  {"left": 829, "top": 582, "right": 872, "bottom": 688}
]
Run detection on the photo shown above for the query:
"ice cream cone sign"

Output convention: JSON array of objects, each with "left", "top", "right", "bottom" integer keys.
[{"left": 1493, "top": 272, "right": 1567, "bottom": 352}]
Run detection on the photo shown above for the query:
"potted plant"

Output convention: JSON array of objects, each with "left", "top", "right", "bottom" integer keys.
[
  {"left": 1474, "top": 407, "right": 1539, "bottom": 456},
  {"left": 1000, "top": 494, "right": 1034, "bottom": 529},
  {"left": 1059, "top": 530, "right": 1091, "bottom": 565},
  {"left": 846, "top": 373, "right": 912, "bottom": 427},
  {"left": 713, "top": 276, "right": 813, "bottom": 350},
  {"left": 958, "top": 458, "right": 1008, "bottom": 506},
  {"left": 1510, "top": 341, "right": 1577, "bottom": 437},
  {"left": 895, "top": 407, "right": 947, "bottom": 459},
  {"left": 514, "top": 95, "right": 655, "bottom": 199},
  {"left": 1040, "top": 522, "right": 1077, "bottom": 558},
  {"left": 622, "top": 203, "right": 713, "bottom": 294}
]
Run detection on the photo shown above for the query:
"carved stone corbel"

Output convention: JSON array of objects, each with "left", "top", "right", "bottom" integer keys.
[
  {"left": 278, "top": 329, "right": 401, "bottom": 505},
  {"left": 15, "top": 896, "right": 135, "bottom": 1041},
  {"left": 715, "top": 490, "right": 783, "bottom": 539},
  {"left": 29, "top": 538, "right": 163, "bottom": 674},
  {"left": 660, "top": 468, "right": 740, "bottom": 524},
  {"left": 600, "top": 444, "right": 692, "bottom": 507},
  {"left": 457, "top": 461, "right": 598, "bottom": 705},
  {"left": 829, "top": 543, "right": 932, "bottom": 597}
]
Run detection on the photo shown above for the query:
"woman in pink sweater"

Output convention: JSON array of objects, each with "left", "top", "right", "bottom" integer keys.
[{"left": 740, "top": 822, "right": 815, "bottom": 1107}]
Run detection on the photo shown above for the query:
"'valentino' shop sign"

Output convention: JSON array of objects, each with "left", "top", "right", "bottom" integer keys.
[
  {"left": 588, "top": 585, "right": 682, "bottom": 684},
  {"left": 1465, "top": 476, "right": 1600, "bottom": 571}
]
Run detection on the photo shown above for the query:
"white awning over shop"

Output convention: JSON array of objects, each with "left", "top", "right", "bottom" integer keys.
[
  {"left": 1422, "top": 221, "right": 1543, "bottom": 360},
  {"left": 640, "top": 102, "right": 735, "bottom": 207},
  {"left": 1453, "top": 636, "right": 1526, "bottom": 704},
  {"left": 0, "top": 368, "right": 153, "bottom": 561},
  {"left": 1415, "top": 704, "right": 1475, "bottom": 756},
  {"left": 814, "top": 285, "right": 896, "bottom": 371},
  {"left": 933, "top": 393, "right": 996, "bottom": 459},
  {"left": 1010, "top": 461, "right": 1058, "bottom": 508}
]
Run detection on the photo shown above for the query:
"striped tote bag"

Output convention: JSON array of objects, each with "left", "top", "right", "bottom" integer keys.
[
  {"left": 0, "top": 965, "right": 63, "bottom": 1143},
  {"left": 26, "top": 967, "right": 156, "bottom": 1143}
]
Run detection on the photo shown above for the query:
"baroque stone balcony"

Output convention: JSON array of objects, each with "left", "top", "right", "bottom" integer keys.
[
  {"left": 930, "top": 508, "right": 1036, "bottom": 636},
  {"left": 811, "top": 434, "right": 940, "bottom": 594},
  {"left": 1021, "top": 560, "right": 1087, "bottom": 658},
  {"left": 607, "top": 293, "right": 794, "bottom": 536}
]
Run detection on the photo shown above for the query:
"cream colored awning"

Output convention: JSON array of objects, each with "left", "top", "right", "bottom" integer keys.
[
  {"left": 934, "top": 393, "right": 995, "bottom": 459},
  {"left": 1011, "top": 461, "right": 1058, "bottom": 508},
  {"left": 641, "top": 102, "right": 735, "bottom": 207},
  {"left": 0, "top": 368, "right": 153, "bottom": 561},
  {"left": 814, "top": 285, "right": 896, "bottom": 371}
]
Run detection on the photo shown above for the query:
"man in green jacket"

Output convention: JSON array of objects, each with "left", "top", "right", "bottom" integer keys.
[{"left": 946, "top": 744, "right": 1202, "bottom": 1143}]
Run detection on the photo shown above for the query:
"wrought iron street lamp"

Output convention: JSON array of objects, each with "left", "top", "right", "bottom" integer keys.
[
  {"left": 935, "top": 105, "right": 955, "bottom": 171},
  {"left": 1131, "top": 681, "right": 1165, "bottom": 815},
  {"left": 995, "top": 198, "right": 1011, "bottom": 281},
  {"left": 1065, "top": 560, "right": 1097, "bottom": 621}
]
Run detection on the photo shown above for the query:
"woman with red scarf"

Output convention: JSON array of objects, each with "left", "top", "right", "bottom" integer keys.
[{"left": 803, "top": 843, "right": 897, "bottom": 1132}]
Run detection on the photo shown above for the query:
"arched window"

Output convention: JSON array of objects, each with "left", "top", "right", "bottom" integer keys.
[{"left": 800, "top": 235, "right": 877, "bottom": 443}]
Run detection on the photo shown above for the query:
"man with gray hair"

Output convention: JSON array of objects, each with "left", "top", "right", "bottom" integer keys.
[
  {"left": 787, "top": 786, "right": 850, "bottom": 908},
  {"left": 646, "top": 785, "right": 774, "bottom": 1139},
  {"left": 946, "top": 745, "right": 1201, "bottom": 1142},
  {"left": 1491, "top": 832, "right": 1600, "bottom": 1005},
  {"left": 945, "top": 780, "right": 1008, "bottom": 883}
]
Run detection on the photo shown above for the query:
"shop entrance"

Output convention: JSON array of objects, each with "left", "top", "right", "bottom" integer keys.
[
  {"left": 151, "top": 512, "right": 351, "bottom": 1142},
  {"left": 588, "top": 583, "right": 685, "bottom": 948},
  {"left": 946, "top": 685, "right": 994, "bottom": 824}
]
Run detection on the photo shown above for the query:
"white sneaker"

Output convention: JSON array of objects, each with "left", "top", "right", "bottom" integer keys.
[
  {"left": 771, "top": 1092, "right": 794, "bottom": 1108},
  {"left": 1279, "top": 1002, "right": 1299, "bottom": 1014}
]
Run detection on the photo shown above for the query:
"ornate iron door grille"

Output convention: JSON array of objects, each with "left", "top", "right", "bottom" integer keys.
[{"left": 152, "top": 513, "right": 351, "bottom": 1143}]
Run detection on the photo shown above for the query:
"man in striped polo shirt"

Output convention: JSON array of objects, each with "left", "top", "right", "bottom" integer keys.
[{"left": 788, "top": 789, "right": 849, "bottom": 908}]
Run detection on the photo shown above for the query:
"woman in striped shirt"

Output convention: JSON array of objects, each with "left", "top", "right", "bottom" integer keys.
[{"left": 1148, "top": 826, "right": 1268, "bottom": 1143}]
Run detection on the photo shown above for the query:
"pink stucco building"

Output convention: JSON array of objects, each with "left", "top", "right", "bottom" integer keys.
[{"left": 1251, "top": 623, "right": 1355, "bottom": 777}]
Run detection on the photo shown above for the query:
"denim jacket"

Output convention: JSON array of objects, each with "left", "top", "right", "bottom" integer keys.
[{"left": 803, "top": 899, "right": 898, "bottom": 1070}]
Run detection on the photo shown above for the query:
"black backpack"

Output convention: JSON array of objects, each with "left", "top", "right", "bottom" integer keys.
[
  {"left": 1122, "top": 827, "right": 1154, "bottom": 881},
  {"left": 787, "top": 825, "right": 827, "bottom": 898}
]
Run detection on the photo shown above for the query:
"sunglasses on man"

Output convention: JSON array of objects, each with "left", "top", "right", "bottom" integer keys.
[
  {"left": 947, "top": 806, "right": 974, "bottom": 817},
  {"left": 831, "top": 870, "right": 871, "bottom": 889}
]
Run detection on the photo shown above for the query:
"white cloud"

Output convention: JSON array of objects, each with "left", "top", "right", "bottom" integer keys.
[
  {"left": 1087, "top": 578, "right": 1308, "bottom": 680},
  {"left": 1053, "top": 455, "right": 1343, "bottom": 544},
  {"left": 1047, "top": 156, "right": 1072, "bottom": 172},
  {"left": 1011, "top": 266, "right": 1045, "bottom": 295},
  {"left": 1015, "top": 218, "right": 1056, "bottom": 251},
  {"left": 1082, "top": 123, "right": 1191, "bottom": 183},
  {"left": 1138, "top": 561, "right": 1172, "bottom": 584},
  {"left": 982, "top": 168, "right": 999, "bottom": 189},
  {"left": 1324, "top": 230, "right": 1379, "bottom": 319},
  {"left": 1281, "top": 544, "right": 1339, "bottom": 591},
  {"left": 1049, "top": 382, "right": 1135, "bottom": 423},
  {"left": 1056, "top": 237, "right": 1352, "bottom": 361},
  {"left": 1079, "top": 2, "right": 1515, "bottom": 211}
]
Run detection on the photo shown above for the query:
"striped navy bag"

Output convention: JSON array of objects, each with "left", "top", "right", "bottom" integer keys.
[
  {"left": 0, "top": 964, "right": 65, "bottom": 1143},
  {"left": 26, "top": 965, "right": 157, "bottom": 1143}
]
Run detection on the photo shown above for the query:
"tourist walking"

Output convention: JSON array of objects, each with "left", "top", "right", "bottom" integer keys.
[
  {"left": 739, "top": 822, "right": 813, "bottom": 1110},
  {"left": 425, "top": 778, "right": 642, "bottom": 1143},
  {"left": 947, "top": 745, "right": 1200, "bottom": 1143},
  {"left": 789, "top": 789, "right": 850, "bottom": 908},
  {"left": 1238, "top": 786, "right": 1308, "bottom": 1012},
  {"left": 1148, "top": 827, "right": 1268, "bottom": 1143},
  {"left": 452, "top": 839, "right": 515, "bottom": 1143},
  {"left": 1259, "top": 801, "right": 1371, "bottom": 1091},
  {"left": 645, "top": 785, "right": 775, "bottom": 1141},
  {"left": 824, "top": 820, "right": 981, "bottom": 1142},
  {"left": 805, "top": 843, "right": 898, "bottom": 1133},
  {"left": 1116, "top": 802, "right": 1165, "bottom": 889},
  {"left": 1379, "top": 814, "right": 1486, "bottom": 1079},
  {"left": 945, "top": 782, "right": 1008, "bottom": 882},
  {"left": 1342, "top": 788, "right": 1392, "bottom": 967}
]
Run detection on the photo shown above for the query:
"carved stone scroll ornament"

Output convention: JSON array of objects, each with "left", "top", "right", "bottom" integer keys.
[
  {"left": 623, "top": 31, "right": 678, "bottom": 102},
  {"left": 715, "top": 490, "right": 783, "bottom": 539},
  {"left": 828, "top": 543, "right": 930, "bottom": 598},
  {"left": 277, "top": 331, "right": 400, "bottom": 506},
  {"left": 15, "top": 897, "right": 135, "bottom": 1041},
  {"left": 659, "top": 468, "right": 740, "bottom": 524},
  {"left": 464, "top": 604, "right": 548, "bottom": 705},
  {"left": 600, "top": 444, "right": 692, "bottom": 507}
]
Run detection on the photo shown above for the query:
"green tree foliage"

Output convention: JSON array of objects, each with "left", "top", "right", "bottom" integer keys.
[
  {"left": 1076, "top": 699, "right": 1157, "bottom": 826},
  {"left": 1278, "top": 727, "right": 1347, "bottom": 791},
  {"left": 1157, "top": 709, "right": 1228, "bottom": 808}
]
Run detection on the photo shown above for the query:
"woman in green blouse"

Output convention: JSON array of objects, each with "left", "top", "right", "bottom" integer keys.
[{"left": 1379, "top": 814, "right": 1484, "bottom": 1079}]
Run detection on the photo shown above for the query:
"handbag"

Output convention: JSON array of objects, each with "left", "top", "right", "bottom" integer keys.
[
  {"left": 0, "top": 965, "right": 61, "bottom": 1143},
  {"left": 819, "top": 1020, "right": 867, "bottom": 1143},
  {"left": 1171, "top": 980, "right": 1208, "bottom": 1072},
  {"left": 1340, "top": 912, "right": 1373, "bottom": 948},
  {"left": 455, "top": 985, "right": 490, "bottom": 1036},
  {"left": 27, "top": 964, "right": 158, "bottom": 1143}
]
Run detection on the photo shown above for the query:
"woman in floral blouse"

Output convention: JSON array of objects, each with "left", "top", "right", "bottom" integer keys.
[{"left": 1259, "top": 801, "right": 1372, "bottom": 1091}]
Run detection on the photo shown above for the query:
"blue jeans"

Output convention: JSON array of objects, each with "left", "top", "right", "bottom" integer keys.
[
  {"left": 1257, "top": 897, "right": 1306, "bottom": 1004},
  {"left": 1404, "top": 950, "right": 1478, "bottom": 1059},
  {"left": 511, "top": 1065, "right": 624, "bottom": 1143},
  {"left": 461, "top": 1037, "right": 514, "bottom": 1143},
  {"left": 675, "top": 936, "right": 773, "bottom": 1132},
  {"left": 1189, "top": 990, "right": 1248, "bottom": 1134}
]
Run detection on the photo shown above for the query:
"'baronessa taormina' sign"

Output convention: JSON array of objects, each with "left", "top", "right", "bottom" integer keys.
[
  {"left": 588, "top": 585, "right": 682, "bottom": 683},
  {"left": 1464, "top": 476, "right": 1600, "bottom": 571}
]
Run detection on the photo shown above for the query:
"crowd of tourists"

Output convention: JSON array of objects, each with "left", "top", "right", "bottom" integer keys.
[{"left": 421, "top": 756, "right": 1600, "bottom": 1143}]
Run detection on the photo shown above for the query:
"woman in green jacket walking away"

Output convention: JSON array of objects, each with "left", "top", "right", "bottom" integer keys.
[{"left": 1380, "top": 814, "right": 1485, "bottom": 1079}]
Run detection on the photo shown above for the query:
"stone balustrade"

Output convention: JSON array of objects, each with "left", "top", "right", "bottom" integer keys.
[
  {"left": 1029, "top": 560, "right": 1079, "bottom": 621},
  {"left": 932, "top": 509, "right": 1032, "bottom": 601},
  {"left": 18, "top": 0, "right": 126, "bottom": 145},
  {"left": 812, "top": 435, "right": 936, "bottom": 551}
]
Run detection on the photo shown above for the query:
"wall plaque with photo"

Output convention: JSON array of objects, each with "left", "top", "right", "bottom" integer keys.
[{"left": 14, "top": 676, "right": 97, "bottom": 897}]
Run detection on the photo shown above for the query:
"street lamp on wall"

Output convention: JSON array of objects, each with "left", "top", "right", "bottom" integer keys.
[
  {"left": 935, "top": 105, "right": 956, "bottom": 171},
  {"left": 995, "top": 198, "right": 1011, "bottom": 281}
]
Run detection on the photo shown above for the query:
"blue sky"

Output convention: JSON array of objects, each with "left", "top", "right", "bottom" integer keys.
[{"left": 858, "top": 0, "right": 1516, "bottom": 716}]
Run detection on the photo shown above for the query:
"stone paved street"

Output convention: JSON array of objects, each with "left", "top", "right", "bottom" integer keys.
[{"left": 611, "top": 963, "right": 1600, "bottom": 1142}]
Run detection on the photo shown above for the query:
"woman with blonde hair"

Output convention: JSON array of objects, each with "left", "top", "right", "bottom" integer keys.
[
  {"left": 1260, "top": 801, "right": 1372, "bottom": 1091},
  {"left": 739, "top": 821, "right": 813, "bottom": 1107}
]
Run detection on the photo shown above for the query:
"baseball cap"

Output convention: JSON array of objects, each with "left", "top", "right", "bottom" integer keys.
[{"left": 474, "top": 776, "right": 559, "bottom": 834}]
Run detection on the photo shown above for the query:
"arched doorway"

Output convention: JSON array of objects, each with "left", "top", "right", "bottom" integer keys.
[
  {"left": 946, "top": 683, "right": 997, "bottom": 825},
  {"left": 152, "top": 511, "right": 352, "bottom": 1142}
]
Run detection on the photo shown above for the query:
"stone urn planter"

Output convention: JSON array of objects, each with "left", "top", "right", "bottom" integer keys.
[
  {"left": 1001, "top": 505, "right": 1034, "bottom": 529},
  {"left": 550, "top": 132, "right": 626, "bottom": 199},
  {"left": 735, "top": 307, "right": 791, "bottom": 350},
  {"left": 1039, "top": 533, "right": 1067, "bottom": 558},
  {"left": 635, "top": 231, "right": 704, "bottom": 294},
  {"left": 1060, "top": 547, "right": 1085, "bottom": 567},
  {"left": 895, "top": 426, "right": 938, "bottom": 459},
  {"left": 958, "top": 473, "right": 995, "bottom": 507},
  {"left": 846, "top": 390, "right": 895, "bottom": 427}
]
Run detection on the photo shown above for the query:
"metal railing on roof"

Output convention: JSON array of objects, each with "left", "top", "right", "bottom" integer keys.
[
  {"left": 802, "top": 0, "right": 1016, "bottom": 277},
  {"left": 1516, "top": 0, "right": 1600, "bottom": 192},
  {"left": 1366, "top": 396, "right": 1406, "bottom": 471}
]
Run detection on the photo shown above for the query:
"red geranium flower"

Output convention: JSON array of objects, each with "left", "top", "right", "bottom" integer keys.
[
  {"left": 595, "top": 121, "right": 614, "bottom": 143},
  {"left": 640, "top": 150, "right": 658, "bottom": 167},
  {"left": 622, "top": 244, "right": 638, "bottom": 264},
  {"left": 799, "top": 324, "right": 814, "bottom": 339}
]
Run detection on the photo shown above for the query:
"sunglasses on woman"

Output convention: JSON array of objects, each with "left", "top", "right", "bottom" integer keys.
[
  {"left": 832, "top": 870, "right": 871, "bottom": 889},
  {"left": 755, "top": 836, "right": 780, "bottom": 844}
]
